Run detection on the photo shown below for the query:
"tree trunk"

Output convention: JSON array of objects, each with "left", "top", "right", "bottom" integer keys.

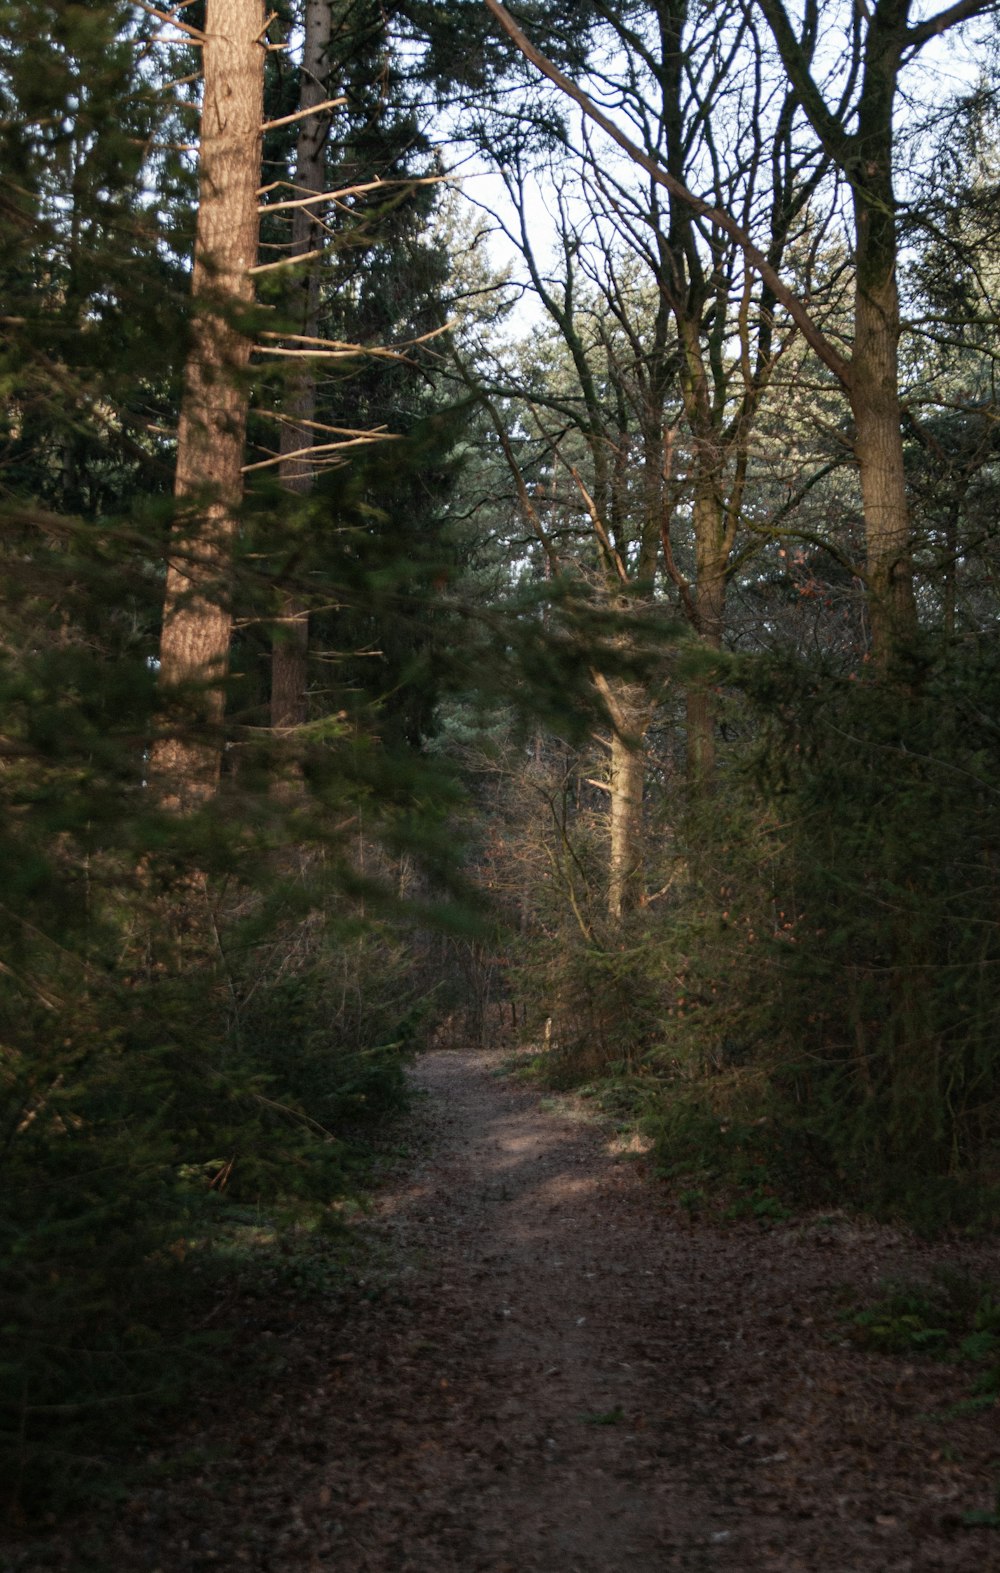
[
  {"left": 850, "top": 187, "right": 918, "bottom": 662},
  {"left": 488, "top": 0, "right": 992, "bottom": 671},
  {"left": 849, "top": 286, "right": 918, "bottom": 654},
  {"left": 758, "top": 0, "right": 921, "bottom": 663},
  {"left": 686, "top": 482, "right": 728, "bottom": 792},
  {"left": 271, "top": 0, "right": 333, "bottom": 732},
  {"left": 150, "top": 0, "right": 265, "bottom": 810},
  {"left": 606, "top": 682, "right": 648, "bottom": 920}
]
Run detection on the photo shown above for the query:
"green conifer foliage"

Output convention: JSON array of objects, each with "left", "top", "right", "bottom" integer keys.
[
  {"left": 0, "top": 3, "right": 471, "bottom": 1515},
  {"left": 249, "top": 0, "right": 468, "bottom": 749}
]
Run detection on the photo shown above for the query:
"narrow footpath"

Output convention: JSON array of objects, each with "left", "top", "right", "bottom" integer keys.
[{"left": 20, "top": 1046, "right": 1000, "bottom": 1572}]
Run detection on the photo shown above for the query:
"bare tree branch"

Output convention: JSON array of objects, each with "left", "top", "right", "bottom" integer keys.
[
  {"left": 483, "top": 0, "right": 852, "bottom": 390},
  {"left": 907, "top": 0, "right": 998, "bottom": 49}
]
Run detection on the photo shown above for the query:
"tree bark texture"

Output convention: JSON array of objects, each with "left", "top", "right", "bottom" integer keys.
[
  {"left": 150, "top": 0, "right": 265, "bottom": 810},
  {"left": 850, "top": 271, "right": 918, "bottom": 657},
  {"left": 846, "top": 5, "right": 918, "bottom": 658},
  {"left": 606, "top": 681, "right": 649, "bottom": 921},
  {"left": 271, "top": 0, "right": 333, "bottom": 732},
  {"left": 686, "top": 513, "right": 727, "bottom": 791},
  {"left": 757, "top": 0, "right": 921, "bottom": 662}
]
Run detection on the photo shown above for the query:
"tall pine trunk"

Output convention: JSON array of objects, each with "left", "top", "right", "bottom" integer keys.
[{"left": 150, "top": 0, "right": 265, "bottom": 810}]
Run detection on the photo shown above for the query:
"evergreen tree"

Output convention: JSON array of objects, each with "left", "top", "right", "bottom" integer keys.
[
  {"left": 251, "top": 0, "right": 467, "bottom": 752},
  {"left": 0, "top": 3, "right": 471, "bottom": 1514}
]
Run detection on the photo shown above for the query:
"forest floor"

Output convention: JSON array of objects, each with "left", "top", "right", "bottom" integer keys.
[{"left": 7, "top": 1043, "right": 1000, "bottom": 1572}]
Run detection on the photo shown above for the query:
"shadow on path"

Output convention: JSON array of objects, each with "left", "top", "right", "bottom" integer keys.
[{"left": 29, "top": 1043, "right": 995, "bottom": 1573}]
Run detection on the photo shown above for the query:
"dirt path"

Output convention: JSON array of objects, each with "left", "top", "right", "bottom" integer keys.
[
  {"left": 11, "top": 1046, "right": 1000, "bottom": 1571},
  {"left": 323, "top": 1047, "right": 997, "bottom": 1573}
]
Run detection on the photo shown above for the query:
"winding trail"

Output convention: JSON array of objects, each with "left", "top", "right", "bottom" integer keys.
[
  {"left": 21, "top": 1044, "right": 998, "bottom": 1572},
  {"left": 267, "top": 1046, "right": 998, "bottom": 1572},
  {"left": 373, "top": 1047, "right": 727, "bottom": 1569}
]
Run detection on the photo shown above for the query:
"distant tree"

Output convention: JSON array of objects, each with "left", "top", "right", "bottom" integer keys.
[
  {"left": 562, "top": 0, "right": 837, "bottom": 787},
  {"left": 485, "top": 0, "right": 1000, "bottom": 665},
  {"left": 268, "top": 0, "right": 335, "bottom": 736},
  {"left": 902, "top": 82, "right": 1000, "bottom": 634},
  {"left": 0, "top": 0, "right": 187, "bottom": 521}
]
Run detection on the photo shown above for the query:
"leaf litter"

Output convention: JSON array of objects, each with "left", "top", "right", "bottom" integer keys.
[{"left": 6, "top": 1044, "right": 1000, "bottom": 1571}]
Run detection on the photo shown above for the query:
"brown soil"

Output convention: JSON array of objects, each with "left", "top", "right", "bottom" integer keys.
[{"left": 8, "top": 1046, "right": 1000, "bottom": 1571}]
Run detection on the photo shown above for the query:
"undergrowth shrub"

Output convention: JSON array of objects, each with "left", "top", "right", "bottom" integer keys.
[
  {"left": 738, "top": 643, "right": 1000, "bottom": 1225},
  {"left": 235, "top": 930, "right": 429, "bottom": 1130},
  {"left": 643, "top": 644, "right": 1000, "bottom": 1225},
  {"left": 0, "top": 511, "right": 472, "bottom": 1521},
  {"left": 523, "top": 921, "right": 670, "bottom": 1083},
  {"left": 512, "top": 641, "right": 1000, "bottom": 1228},
  {"left": 848, "top": 1266, "right": 1000, "bottom": 1405},
  {"left": 0, "top": 988, "right": 227, "bottom": 1518},
  {"left": 0, "top": 804, "right": 450, "bottom": 1523}
]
